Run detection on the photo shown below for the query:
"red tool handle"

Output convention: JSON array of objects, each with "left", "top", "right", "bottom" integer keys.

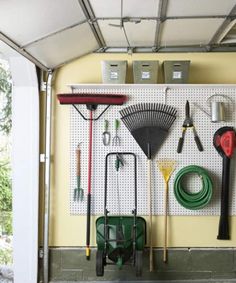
[
  {"left": 220, "top": 131, "right": 236, "bottom": 158},
  {"left": 86, "top": 110, "right": 93, "bottom": 260}
]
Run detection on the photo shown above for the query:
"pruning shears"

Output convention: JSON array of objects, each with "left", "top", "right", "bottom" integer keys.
[{"left": 177, "top": 100, "right": 203, "bottom": 153}]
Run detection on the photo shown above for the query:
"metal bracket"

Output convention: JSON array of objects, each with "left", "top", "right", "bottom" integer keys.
[
  {"left": 39, "top": 248, "right": 44, "bottom": 259},
  {"left": 40, "top": 153, "right": 46, "bottom": 163},
  {"left": 72, "top": 104, "right": 111, "bottom": 121},
  {"left": 40, "top": 81, "right": 47, "bottom": 92}
]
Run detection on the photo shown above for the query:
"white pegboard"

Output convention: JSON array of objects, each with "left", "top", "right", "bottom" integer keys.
[{"left": 68, "top": 84, "right": 236, "bottom": 216}]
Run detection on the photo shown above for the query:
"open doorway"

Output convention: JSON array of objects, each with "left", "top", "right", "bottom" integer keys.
[
  {"left": 0, "top": 59, "right": 13, "bottom": 281},
  {"left": 0, "top": 43, "right": 40, "bottom": 283}
]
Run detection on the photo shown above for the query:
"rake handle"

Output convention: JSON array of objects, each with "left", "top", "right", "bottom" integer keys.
[{"left": 148, "top": 159, "right": 153, "bottom": 272}]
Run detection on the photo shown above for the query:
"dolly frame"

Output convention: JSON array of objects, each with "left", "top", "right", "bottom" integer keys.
[
  {"left": 104, "top": 152, "right": 138, "bottom": 257},
  {"left": 96, "top": 152, "right": 146, "bottom": 276}
]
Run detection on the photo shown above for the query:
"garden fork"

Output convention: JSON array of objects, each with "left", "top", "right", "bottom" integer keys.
[
  {"left": 74, "top": 144, "right": 84, "bottom": 201},
  {"left": 112, "top": 119, "right": 121, "bottom": 146}
]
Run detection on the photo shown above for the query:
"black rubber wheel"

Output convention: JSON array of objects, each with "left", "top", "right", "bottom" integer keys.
[
  {"left": 96, "top": 250, "right": 104, "bottom": 276},
  {"left": 135, "top": 250, "right": 143, "bottom": 277}
]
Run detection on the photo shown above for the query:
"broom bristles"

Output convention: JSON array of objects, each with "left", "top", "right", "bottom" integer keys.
[
  {"left": 57, "top": 93, "right": 127, "bottom": 105},
  {"left": 120, "top": 103, "right": 177, "bottom": 131}
]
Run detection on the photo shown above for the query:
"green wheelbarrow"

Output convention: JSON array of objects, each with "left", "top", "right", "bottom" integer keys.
[{"left": 96, "top": 152, "right": 146, "bottom": 277}]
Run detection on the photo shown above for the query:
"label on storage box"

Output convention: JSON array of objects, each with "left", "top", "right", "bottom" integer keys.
[
  {"left": 173, "top": 71, "right": 182, "bottom": 79},
  {"left": 110, "top": 71, "right": 118, "bottom": 79},
  {"left": 141, "top": 71, "right": 150, "bottom": 79}
]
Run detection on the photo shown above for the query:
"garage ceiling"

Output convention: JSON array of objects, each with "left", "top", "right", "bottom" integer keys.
[{"left": 0, "top": 0, "right": 236, "bottom": 71}]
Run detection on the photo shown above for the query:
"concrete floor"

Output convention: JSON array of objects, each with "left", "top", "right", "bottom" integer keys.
[{"left": 50, "top": 279, "right": 236, "bottom": 283}]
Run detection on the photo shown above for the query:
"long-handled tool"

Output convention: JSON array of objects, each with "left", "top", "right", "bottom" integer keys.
[
  {"left": 120, "top": 103, "right": 177, "bottom": 271},
  {"left": 177, "top": 100, "right": 203, "bottom": 153},
  {"left": 74, "top": 144, "right": 84, "bottom": 201},
  {"left": 57, "top": 93, "right": 127, "bottom": 259},
  {"left": 157, "top": 159, "right": 176, "bottom": 263},
  {"left": 213, "top": 126, "right": 236, "bottom": 240}
]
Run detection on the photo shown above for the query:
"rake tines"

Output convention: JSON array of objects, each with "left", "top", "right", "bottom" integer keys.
[
  {"left": 119, "top": 102, "right": 177, "bottom": 272},
  {"left": 120, "top": 103, "right": 177, "bottom": 158}
]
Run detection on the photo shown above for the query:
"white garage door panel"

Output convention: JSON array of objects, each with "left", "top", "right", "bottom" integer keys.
[
  {"left": 98, "top": 20, "right": 127, "bottom": 47},
  {"left": 0, "top": 0, "right": 85, "bottom": 46},
  {"left": 25, "top": 23, "right": 99, "bottom": 69},
  {"left": 167, "top": 0, "right": 236, "bottom": 17},
  {"left": 90, "top": 0, "right": 160, "bottom": 17},
  {"left": 161, "top": 19, "right": 225, "bottom": 46},
  {"left": 124, "top": 20, "right": 156, "bottom": 46}
]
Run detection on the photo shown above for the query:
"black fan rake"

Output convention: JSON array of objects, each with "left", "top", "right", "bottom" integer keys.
[{"left": 120, "top": 102, "right": 177, "bottom": 271}]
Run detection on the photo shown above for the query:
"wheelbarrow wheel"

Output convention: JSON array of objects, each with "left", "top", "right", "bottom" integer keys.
[
  {"left": 96, "top": 250, "right": 104, "bottom": 276},
  {"left": 135, "top": 250, "right": 143, "bottom": 277}
]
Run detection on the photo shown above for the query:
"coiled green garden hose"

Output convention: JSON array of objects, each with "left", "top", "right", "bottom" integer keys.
[{"left": 174, "top": 165, "right": 213, "bottom": 210}]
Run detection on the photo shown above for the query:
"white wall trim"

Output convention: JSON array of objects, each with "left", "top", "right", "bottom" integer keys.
[{"left": 10, "top": 56, "right": 39, "bottom": 283}]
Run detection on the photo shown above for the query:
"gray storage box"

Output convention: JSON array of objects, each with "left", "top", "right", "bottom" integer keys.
[
  {"left": 101, "top": 60, "right": 127, "bottom": 84},
  {"left": 163, "top": 60, "right": 190, "bottom": 84},
  {"left": 133, "top": 60, "right": 159, "bottom": 84}
]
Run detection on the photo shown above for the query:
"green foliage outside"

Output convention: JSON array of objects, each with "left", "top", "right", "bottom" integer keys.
[
  {"left": 0, "top": 61, "right": 12, "bottom": 266},
  {"left": 0, "top": 162, "right": 12, "bottom": 235},
  {"left": 0, "top": 246, "right": 12, "bottom": 265},
  {"left": 0, "top": 162, "right": 12, "bottom": 212},
  {"left": 0, "top": 63, "right": 12, "bottom": 135}
]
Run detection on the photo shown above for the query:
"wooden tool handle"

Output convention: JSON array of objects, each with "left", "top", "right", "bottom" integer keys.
[
  {"left": 163, "top": 182, "right": 168, "bottom": 262},
  {"left": 148, "top": 159, "right": 153, "bottom": 272},
  {"left": 76, "top": 148, "right": 81, "bottom": 176}
]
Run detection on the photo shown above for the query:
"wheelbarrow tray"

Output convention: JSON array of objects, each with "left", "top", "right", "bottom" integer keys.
[{"left": 96, "top": 216, "right": 146, "bottom": 253}]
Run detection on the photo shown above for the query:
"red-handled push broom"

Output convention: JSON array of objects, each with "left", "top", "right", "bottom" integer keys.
[{"left": 57, "top": 93, "right": 128, "bottom": 260}]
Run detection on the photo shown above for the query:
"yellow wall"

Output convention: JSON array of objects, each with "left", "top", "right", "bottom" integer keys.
[{"left": 50, "top": 52, "right": 236, "bottom": 247}]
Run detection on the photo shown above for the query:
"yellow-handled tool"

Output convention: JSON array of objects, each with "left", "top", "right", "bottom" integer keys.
[{"left": 157, "top": 159, "right": 176, "bottom": 262}]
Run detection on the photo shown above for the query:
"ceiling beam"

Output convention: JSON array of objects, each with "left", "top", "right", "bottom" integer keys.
[
  {"left": 209, "top": 4, "right": 236, "bottom": 46},
  {"left": 78, "top": 0, "right": 106, "bottom": 49},
  {"left": 97, "top": 43, "right": 236, "bottom": 53},
  {"left": 94, "top": 15, "right": 234, "bottom": 21},
  {"left": 0, "top": 32, "right": 49, "bottom": 71},
  {"left": 154, "top": 0, "right": 169, "bottom": 50}
]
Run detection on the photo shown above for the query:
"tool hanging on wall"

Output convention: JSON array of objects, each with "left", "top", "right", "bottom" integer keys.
[
  {"left": 174, "top": 165, "right": 213, "bottom": 210},
  {"left": 177, "top": 100, "right": 203, "bottom": 153},
  {"left": 213, "top": 127, "right": 236, "bottom": 240},
  {"left": 157, "top": 159, "right": 176, "bottom": 263},
  {"left": 57, "top": 93, "right": 128, "bottom": 260},
  {"left": 96, "top": 152, "right": 146, "bottom": 277},
  {"left": 102, "top": 120, "right": 110, "bottom": 146},
  {"left": 112, "top": 119, "right": 121, "bottom": 146},
  {"left": 193, "top": 94, "right": 234, "bottom": 123},
  {"left": 115, "top": 153, "right": 124, "bottom": 215},
  {"left": 120, "top": 103, "right": 177, "bottom": 272},
  {"left": 74, "top": 144, "right": 83, "bottom": 201}
]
